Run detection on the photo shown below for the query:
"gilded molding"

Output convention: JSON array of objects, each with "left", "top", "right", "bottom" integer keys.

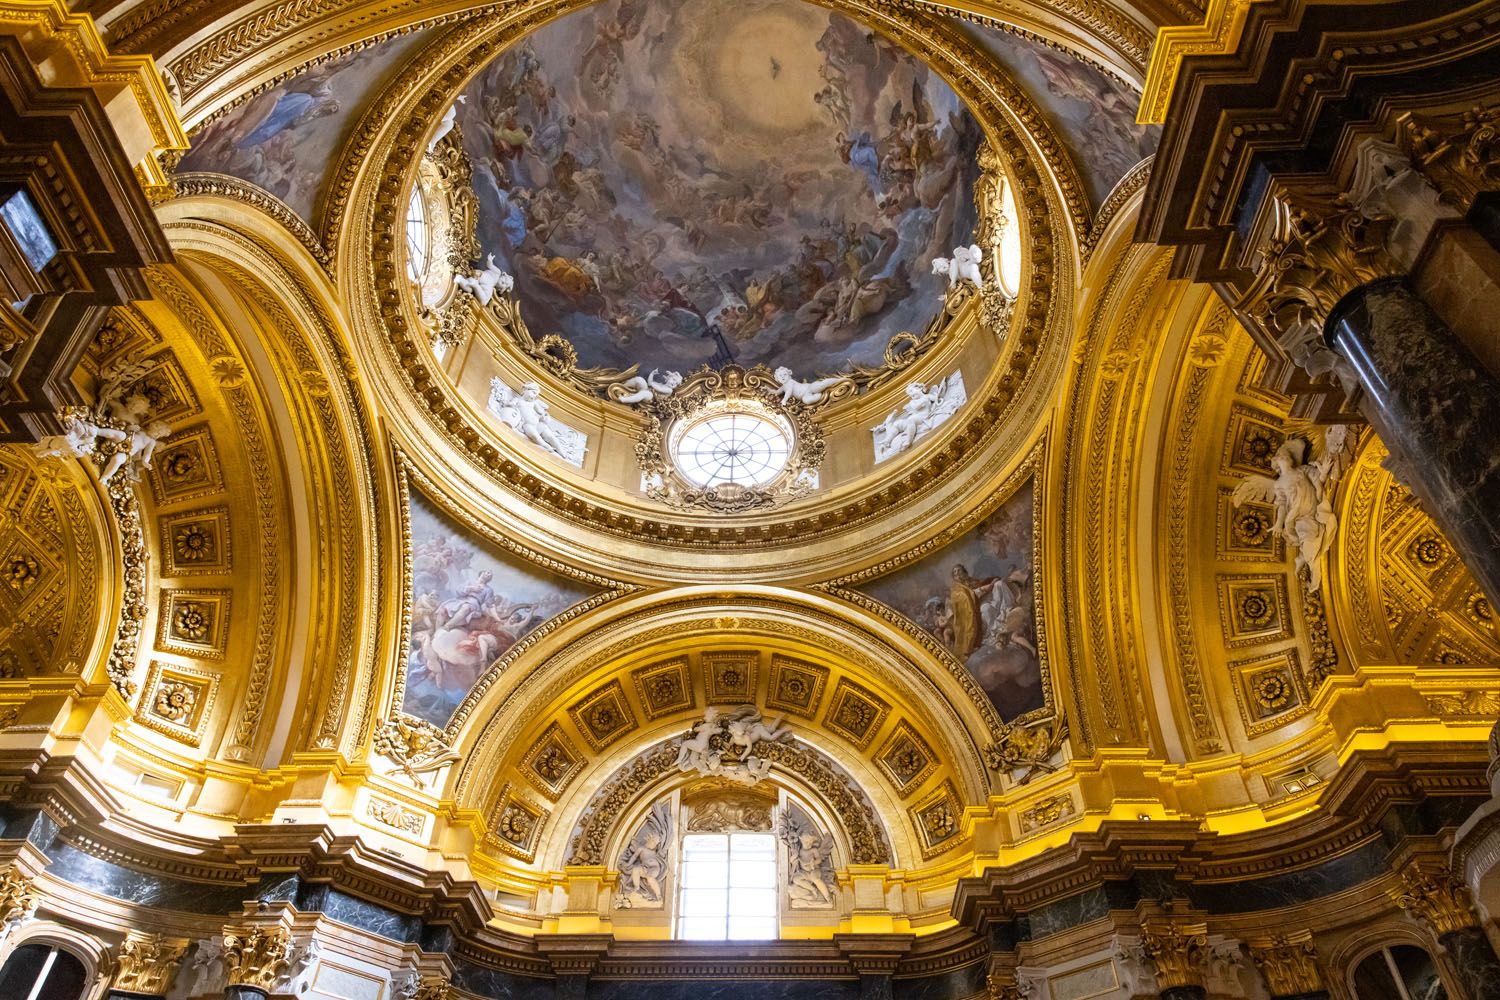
[{"left": 170, "top": 173, "right": 331, "bottom": 267}]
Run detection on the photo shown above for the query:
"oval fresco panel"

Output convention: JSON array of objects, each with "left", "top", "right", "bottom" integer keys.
[{"left": 456, "top": 0, "right": 981, "bottom": 379}]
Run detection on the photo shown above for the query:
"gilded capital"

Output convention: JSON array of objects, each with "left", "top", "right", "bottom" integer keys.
[
  {"left": 0, "top": 865, "right": 38, "bottom": 926},
  {"left": 113, "top": 931, "right": 189, "bottom": 996},
  {"left": 1399, "top": 103, "right": 1500, "bottom": 212},
  {"left": 396, "top": 972, "right": 453, "bottom": 1000},
  {"left": 1391, "top": 865, "right": 1478, "bottom": 936},
  {"left": 986, "top": 968, "right": 1034, "bottom": 1000},
  {"left": 1138, "top": 920, "right": 1210, "bottom": 989},
  {"left": 222, "top": 925, "right": 294, "bottom": 991},
  {"left": 1235, "top": 189, "right": 1400, "bottom": 392},
  {"left": 1247, "top": 931, "right": 1324, "bottom": 997}
]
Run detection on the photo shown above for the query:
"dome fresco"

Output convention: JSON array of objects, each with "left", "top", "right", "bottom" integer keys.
[{"left": 456, "top": 0, "right": 982, "bottom": 379}]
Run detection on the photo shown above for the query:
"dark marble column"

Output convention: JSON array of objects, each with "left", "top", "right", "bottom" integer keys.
[
  {"left": 107, "top": 992, "right": 168, "bottom": 1000},
  {"left": 223, "top": 988, "right": 268, "bottom": 1000},
  {"left": 1159, "top": 987, "right": 1206, "bottom": 1000},
  {"left": 857, "top": 972, "right": 893, "bottom": 1000},
  {"left": 1437, "top": 927, "right": 1500, "bottom": 1000},
  {"left": 1326, "top": 277, "right": 1500, "bottom": 605},
  {"left": 554, "top": 973, "right": 588, "bottom": 999}
]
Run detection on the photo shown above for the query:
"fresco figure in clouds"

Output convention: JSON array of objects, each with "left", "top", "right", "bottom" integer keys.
[{"left": 456, "top": 0, "right": 981, "bottom": 378}]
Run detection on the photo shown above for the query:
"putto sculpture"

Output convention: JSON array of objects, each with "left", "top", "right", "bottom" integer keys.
[
  {"left": 34, "top": 352, "right": 172, "bottom": 483},
  {"left": 779, "top": 808, "right": 836, "bottom": 907},
  {"left": 871, "top": 371, "right": 967, "bottom": 463},
  {"left": 675, "top": 705, "right": 790, "bottom": 786},
  {"left": 773, "top": 367, "right": 854, "bottom": 406},
  {"left": 609, "top": 368, "right": 682, "bottom": 405},
  {"left": 453, "top": 253, "right": 515, "bottom": 305},
  {"left": 1232, "top": 425, "right": 1353, "bottom": 593},
  {"left": 487, "top": 377, "right": 588, "bottom": 467},
  {"left": 931, "top": 244, "right": 984, "bottom": 289}
]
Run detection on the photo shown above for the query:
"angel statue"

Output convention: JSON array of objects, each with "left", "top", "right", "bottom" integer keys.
[
  {"left": 675, "top": 707, "right": 724, "bottom": 773},
  {"left": 453, "top": 254, "right": 514, "bottom": 305},
  {"left": 872, "top": 373, "right": 967, "bottom": 462},
  {"left": 1232, "top": 425, "right": 1353, "bottom": 593},
  {"left": 615, "top": 800, "right": 672, "bottom": 908},
  {"left": 487, "top": 378, "right": 587, "bottom": 466},
  {"left": 609, "top": 368, "right": 682, "bottom": 405},
  {"left": 779, "top": 810, "right": 836, "bottom": 907},
  {"left": 774, "top": 367, "right": 854, "bottom": 406},
  {"left": 428, "top": 95, "right": 466, "bottom": 151},
  {"left": 931, "top": 245, "right": 983, "bottom": 290}
]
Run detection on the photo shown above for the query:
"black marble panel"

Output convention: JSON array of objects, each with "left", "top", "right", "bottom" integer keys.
[
  {"left": 1025, "top": 886, "right": 1111, "bottom": 939},
  {"left": 449, "top": 957, "right": 556, "bottom": 1000},
  {"left": 320, "top": 889, "right": 422, "bottom": 943},
  {"left": 893, "top": 960, "right": 988, "bottom": 1000},
  {"left": 1439, "top": 928, "right": 1500, "bottom": 1000},
  {"left": 1187, "top": 840, "right": 1387, "bottom": 913},
  {"left": 44, "top": 842, "right": 248, "bottom": 914},
  {"left": 989, "top": 921, "right": 1018, "bottom": 952},
  {"left": 587, "top": 981, "right": 861, "bottom": 1000},
  {"left": 0, "top": 804, "right": 59, "bottom": 848},
  {"left": 421, "top": 925, "right": 456, "bottom": 954}
]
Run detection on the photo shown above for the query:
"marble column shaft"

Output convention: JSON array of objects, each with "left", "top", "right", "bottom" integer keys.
[
  {"left": 1326, "top": 277, "right": 1500, "bottom": 606},
  {"left": 555, "top": 973, "right": 588, "bottom": 1000},
  {"left": 858, "top": 972, "right": 893, "bottom": 1000},
  {"left": 224, "top": 987, "right": 269, "bottom": 1000},
  {"left": 1159, "top": 987, "right": 1206, "bottom": 1000},
  {"left": 1437, "top": 927, "right": 1500, "bottom": 1000}
]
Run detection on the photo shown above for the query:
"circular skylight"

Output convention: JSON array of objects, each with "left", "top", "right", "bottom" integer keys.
[
  {"left": 672, "top": 411, "right": 790, "bottom": 488},
  {"left": 405, "top": 188, "right": 429, "bottom": 284}
]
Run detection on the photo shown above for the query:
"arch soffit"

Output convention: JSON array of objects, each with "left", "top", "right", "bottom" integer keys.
[{"left": 119, "top": 210, "right": 383, "bottom": 766}]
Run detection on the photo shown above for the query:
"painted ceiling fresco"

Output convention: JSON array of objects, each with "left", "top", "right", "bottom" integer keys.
[
  {"left": 858, "top": 480, "right": 1042, "bottom": 721},
  {"left": 405, "top": 491, "right": 594, "bottom": 727},
  {"left": 178, "top": 30, "right": 434, "bottom": 223},
  {"left": 966, "top": 25, "right": 1159, "bottom": 209},
  {"left": 457, "top": 0, "right": 981, "bottom": 379}
]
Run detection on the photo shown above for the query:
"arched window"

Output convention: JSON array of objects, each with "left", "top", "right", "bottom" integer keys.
[
  {"left": 0, "top": 943, "right": 89, "bottom": 1000},
  {"left": 1352, "top": 944, "right": 1447, "bottom": 1000},
  {"left": 677, "top": 831, "right": 778, "bottom": 941}
]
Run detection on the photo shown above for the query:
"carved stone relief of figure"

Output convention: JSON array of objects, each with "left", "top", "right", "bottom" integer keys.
[
  {"left": 487, "top": 377, "right": 588, "bottom": 467},
  {"left": 675, "top": 705, "right": 790, "bottom": 785},
  {"left": 615, "top": 799, "right": 671, "bottom": 909},
  {"left": 872, "top": 371, "right": 967, "bottom": 463},
  {"left": 35, "top": 352, "right": 173, "bottom": 483},
  {"left": 779, "top": 804, "right": 836, "bottom": 908},
  {"left": 1232, "top": 425, "right": 1353, "bottom": 593},
  {"left": 682, "top": 789, "right": 775, "bottom": 834}
]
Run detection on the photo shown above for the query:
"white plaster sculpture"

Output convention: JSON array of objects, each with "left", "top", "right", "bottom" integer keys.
[
  {"left": 183, "top": 937, "right": 227, "bottom": 998},
  {"left": 609, "top": 368, "right": 682, "bottom": 405},
  {"left": 454, "top": 254, "right": 514, "bottom": 306},
  {"left": 871, "top": 371, "right": 967, "bottom": 463},
  {"left": 1347, "top": 137, "right": 1459, "bottom": 270},
  {"left": 779, "top": 808, "right": 836, "bottom": 907},
  {"left": 615, "top": 800, "right": 671, "bottom": 909},
  {"left": 487, "top": 377, "right": 588, "bottom": 467},
  {"left": 275, "top": 938, "right": 320, "bottom": 995},
  {"left": 35, "top": 353, "right": 173, "bottom": 482},
  {"left": 675, "top": 705, "right": 789, "bottom": 786},
  {"left": 428, "top": 96, "right": 466, "bottom": 151},
  {"left": 931, "top": 244, "right": 984, "bottom": 289},
  {"left": 773, "top": 367, "right": 853, "bottom": 406},
  {"left": 1232, "top": 424, "right": 1353, "bottom": 593}
]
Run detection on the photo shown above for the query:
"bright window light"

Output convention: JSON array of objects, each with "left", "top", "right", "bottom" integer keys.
[
  {"left": 406, "top": 188, "right": 429, "bottom": 284},
  {"left": 672, "top": 412, "right": 790, "bottom": 489},
  {"left": 676, "top": 832, "right": 778, "bottom": 940}
]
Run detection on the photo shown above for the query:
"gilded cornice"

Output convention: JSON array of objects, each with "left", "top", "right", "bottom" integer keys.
[{"left": 171, "top": 173, "right": 331, "bottom": 267}]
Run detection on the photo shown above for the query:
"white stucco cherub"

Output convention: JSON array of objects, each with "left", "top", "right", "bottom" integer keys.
[
  {"left": 609, "top": 368, "right": 683, "bottom": 405},
  {"left": 453, "top": 254, "right": 514, "bottom": 305},
  {"left": 1232, "top": 425, "right": 1353, "bottom": 593},
  {"left": 428, "top": 95, "right": 466, "bottom": 151},
  {"left": 931, "top": 244, "right": 984, "bottom": 289},
  {"left": 774, "top": 367, "right": 854, "bottom": 406}
]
